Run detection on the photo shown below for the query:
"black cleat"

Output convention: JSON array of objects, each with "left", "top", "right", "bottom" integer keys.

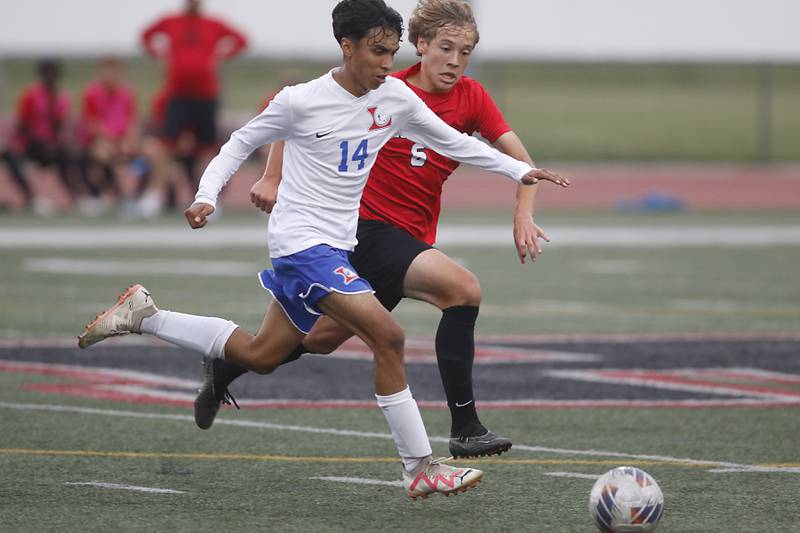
[
  {"left": 449, "top": 430, "right": 512, "bottom": 458},
  {"left": 194, "top": 358, "right": 239, "bottom": 430}
]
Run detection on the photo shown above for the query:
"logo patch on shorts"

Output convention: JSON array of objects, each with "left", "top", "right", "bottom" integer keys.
[{"left": 333, "top": 266, "right": 359, "bottom": 285}]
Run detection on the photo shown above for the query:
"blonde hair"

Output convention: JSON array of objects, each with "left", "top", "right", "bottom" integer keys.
[{"left": 408, "top": 0, "right": 479, "bottom": 53}]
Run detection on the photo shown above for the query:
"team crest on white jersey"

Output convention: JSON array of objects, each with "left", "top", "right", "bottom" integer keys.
[
  {"left": 368, "top": 106, "right": 393, "bottom": 131},
  {"left": 333, "top": 266, "right": 359, "bottom": 285}
]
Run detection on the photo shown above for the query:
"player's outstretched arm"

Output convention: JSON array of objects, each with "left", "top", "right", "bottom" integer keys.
[
  {"left": 493, "top": 131, "right": 563, "bottom": 264},
  {"left": 192, "top": 87, "right": 293, "bottom": 211},
  {"left": 403, "top": 86, "right": 569, "bottom": 187},
  {"left": 250, "top": 141, "right": 284, "bottom": 213}
]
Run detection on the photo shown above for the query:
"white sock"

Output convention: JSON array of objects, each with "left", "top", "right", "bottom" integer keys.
[
  {"left": 140, "top": 310, "right": 238, "bottom": 359},
  {"left": 375, "top": 386, "right": 432, "bottom": 471}
]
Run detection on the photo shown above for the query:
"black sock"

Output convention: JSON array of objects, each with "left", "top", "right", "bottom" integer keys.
[
  {"left": 435, "top": 305, "right": 485, "bottom": 437},
  {"left": 213, "top": 344, "right": 309, "bottom": 388}
]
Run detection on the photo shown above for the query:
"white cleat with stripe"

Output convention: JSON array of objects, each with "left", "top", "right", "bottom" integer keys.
[
  {"left": 78, "top": 284, "right": 158, "bottom": 348},
  {"left": 403, "top": 456, "right": 483, "bottom": 500}
]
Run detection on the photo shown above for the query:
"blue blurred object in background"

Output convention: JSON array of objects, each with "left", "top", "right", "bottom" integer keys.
[{"left": 616, "top": 191, "right": 686, "bottom": 213}]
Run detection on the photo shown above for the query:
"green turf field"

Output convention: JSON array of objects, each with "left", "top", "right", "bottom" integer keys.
[
  {"left": 1, "top": 210, "right": 798, "bottom": 338},
  {"left": 1, "top": 209, "right": 799, "bottom": 532},
  {"left": 1, "top": 368, "right": 799, "bottom": 532},
  {"left": 2, "top": 58, "right": 799, "bottom": 161}
]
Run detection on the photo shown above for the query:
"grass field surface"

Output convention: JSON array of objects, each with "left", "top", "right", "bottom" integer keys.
[
  {"left": 1, "top": 208, "right": 799, "bottom": 531},
  {"left": 2, "top": 210, "right": 798, "bottom": 338}
]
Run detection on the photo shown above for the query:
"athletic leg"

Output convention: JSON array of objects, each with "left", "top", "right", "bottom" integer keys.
[
  {"left": 78, "top": 284, "right": 303, "bottom": 373},
  {"left": 213, "top": 314, "right": 353, "bottom": 382},
  {"left": 403, "top": 248, "right": 512, "bottom": 456},
  {"left": 316, "top": 291, "right": 433, "bottom": 471}
]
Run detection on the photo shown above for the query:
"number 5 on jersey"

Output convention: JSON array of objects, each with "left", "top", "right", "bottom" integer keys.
[
  {"left": 410, "top": 143, "right": 427, "bottom": 167},
  {"left": 339, "top": 139, "right": 369, "bottom": 172}
]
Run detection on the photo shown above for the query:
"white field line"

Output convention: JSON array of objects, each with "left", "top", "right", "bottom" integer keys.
[
  {"left": 475, "top": 331, "right": 800, "bottom": 343},
  {"left": 679, "top": 367, "right": 800, "bottom": 383},
  {"left": 24, "top": 258, "right": 256, "bottom": 277},
  {"left": 309, "top": 476, "right": 403, "bottom": 487},
  {"left": 708, "top": 467, "right": 800, "bottom": 474},
  {"left": 65, "top": 481, "right": 187, "bottom": 494},
  {"left": 1, "top": 400, "right": 796, "bottom": 474},
  {"left": 544, "top": 369, "right": 800, "bottom": 401},
  {"left": 2, "top": 225, "right": 800, "bottom": 248},
  {"left": 544, "top": 472, "right": 600, "bottom": 480}
]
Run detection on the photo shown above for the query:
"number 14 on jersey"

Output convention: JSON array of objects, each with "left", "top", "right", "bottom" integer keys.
[{"left": 339, "top": 139, "right": 369, "bottom": 172}]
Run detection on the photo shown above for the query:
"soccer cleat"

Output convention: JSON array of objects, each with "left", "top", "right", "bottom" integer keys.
[
  {"left": 449, "top": 430, "right": 513, "bottom": 458},
  {"left": 77, "top": 284, "right": 158, "bottom": 348},
  {"left": 194, "top": 358, "right": 240, "bottom": 430},
  {"left": 403, "top": 456, "right": 483, "bottom": 500}
]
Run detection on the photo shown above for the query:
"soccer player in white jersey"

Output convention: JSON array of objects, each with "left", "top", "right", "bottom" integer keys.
[{"left": 78, "top": 0, "right": 568, "bottom": 499}]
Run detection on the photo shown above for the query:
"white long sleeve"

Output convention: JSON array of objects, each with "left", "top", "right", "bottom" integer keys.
[
  {"left": 189, "top": 72, "right": 534, "bottom": 259},
  {"left": 400, "top": 84, "right": 534, "bottom": 181},
  {"left": 194, "top": 88, "right": 294, "bottom": 207}
]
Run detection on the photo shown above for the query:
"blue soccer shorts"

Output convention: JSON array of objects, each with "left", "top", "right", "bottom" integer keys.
[{"left": 258, "top": 243, "right": 374, "bottom": 334}]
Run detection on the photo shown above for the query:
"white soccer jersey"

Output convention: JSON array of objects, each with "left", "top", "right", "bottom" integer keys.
[{"left": 195, "top": 70, "right": 533, "bottom": 258}]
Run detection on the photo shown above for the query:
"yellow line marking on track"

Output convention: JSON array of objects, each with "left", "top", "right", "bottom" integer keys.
[
  {"left": 2, "top": 448, "right": 782, "bottom": 468},
  {"left": 0, "top": 448, "right": 399, "bottom": 464}
]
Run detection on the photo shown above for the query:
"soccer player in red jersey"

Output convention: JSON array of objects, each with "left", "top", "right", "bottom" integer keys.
[
  {"left": 197, "top": 0, "right": 565, "bottom": 459},
  {"left": 140, "top": 0, "right": 247, "bottom": 170}
]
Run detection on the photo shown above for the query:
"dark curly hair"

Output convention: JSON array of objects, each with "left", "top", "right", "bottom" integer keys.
[{"left": 332, "top": 0, "right": 404, "bottom": 44}]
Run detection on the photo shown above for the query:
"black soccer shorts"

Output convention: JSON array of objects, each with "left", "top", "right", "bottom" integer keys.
[
  {"left": 349, "top": 218, "right": 433, "bottom": 311},
  {"left": 162, "top": 97, "right": 218, "bottom": 145}
]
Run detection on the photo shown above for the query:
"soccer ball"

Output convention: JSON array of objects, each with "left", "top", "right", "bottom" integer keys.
[{"left": 588, "top": 466, "right": 664, "bottom": 532}]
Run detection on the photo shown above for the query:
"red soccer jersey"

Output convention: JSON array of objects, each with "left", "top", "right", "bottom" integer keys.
[
  {"left": 359, "top": 63, "right": 512, "bottom": 245},
  {"left": 141, "top": 13, "right": 247, "bottom": 99},
  {"left": 79, "top": 80, "right": 136, "bottom": 145},
  {"left": 14, "top": 82, "right": 70, "bottom": 150}
]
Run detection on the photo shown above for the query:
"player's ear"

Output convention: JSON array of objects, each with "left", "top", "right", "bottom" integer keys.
[
  {"left": 340, "top": 37, "right": 354, "bottom": 60},
  {"left": 415, "top": 37, "right": 429, "bottom": 57}
]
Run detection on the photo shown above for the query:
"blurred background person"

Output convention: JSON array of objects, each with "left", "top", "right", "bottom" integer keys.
[
  {"left": 7, "top": 58, "right": 77, "bottom": 214},
  {"left": 139, "top": 0, "right": 248, "bottom": 215},
  {"left": 126, "top": 87, "right": 197, "bottom": 218},
  {"left": 0, "top": 119, "right": 29, "bottom": 212},
  {"left": 76, "top": 57, "right": 138, "bottom": 215}
]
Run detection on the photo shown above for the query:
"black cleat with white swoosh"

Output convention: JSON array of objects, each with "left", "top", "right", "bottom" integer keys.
[{"left": 449, "top": 430, "right": 512, "bottom": 458}]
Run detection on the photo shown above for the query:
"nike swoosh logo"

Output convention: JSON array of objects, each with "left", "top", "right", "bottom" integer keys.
[
  {"left": 315, "top": 131, "right": 334, "bottom": 138},
  {"left": 454, "top": 400, "right": 473, "bottom": 408}
]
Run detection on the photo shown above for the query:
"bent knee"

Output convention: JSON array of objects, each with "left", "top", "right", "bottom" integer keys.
[
  {"left": 443, "top": 271, "right": 481, "bottom": 307},
  {"left": 460, "top": 274, "right": 482, "bottom": 306},
  {"left": 248, "top": 360, "right": 278, "bottom": 375},
  {"left": 243, "top": 346, "right": 282, "bottom": 375},
  {"left": 372, "top": 322, "right": 405, "bottom": 357},
  {"left": 304, "top": 336, "right": 337, "bottom": 355}
]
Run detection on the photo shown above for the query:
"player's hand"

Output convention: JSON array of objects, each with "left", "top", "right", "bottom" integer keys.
[
  {"left": 184, "top": 202, "right": 215, "bottom": 229},
  {"left": 514, "top": 215, "right": 550, "bottom": 264},
  {"left": 521, "top": 168, "right": 570, "bottom": 187},
  {"left": 250, "top": 175, "right": 280, "bottom": 213}
]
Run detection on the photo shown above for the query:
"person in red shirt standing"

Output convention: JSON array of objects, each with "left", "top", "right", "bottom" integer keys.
[
  {"left": 8, "top": 59, "right": 76, "bottom": 210},
  {"left": 198, "top": 0, "right": 567, "bottom": 459},
  {"left": 77, "top": 57, "right": 138, "bottom": 212},
  {"left": 140, "top": 0, "right": 248, "bottom": 185}
]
